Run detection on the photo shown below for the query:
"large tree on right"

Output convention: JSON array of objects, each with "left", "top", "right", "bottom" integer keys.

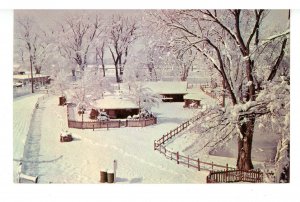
[{"left": 151, "top": 10, "right": 290, "bottom": 172}]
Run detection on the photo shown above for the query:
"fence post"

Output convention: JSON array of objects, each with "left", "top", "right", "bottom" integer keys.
[
  {"left": 198, "top": 158, "right": 200, "bottom": 171},
  {"left": 226, "top": 163, "right": 228, "bottom": 171},
  {"left": 188, "top": 155, "right": 189, "bottom": 168},
  {"left": 107, "top": 123, "right": 109, "bottom": 130},
  {"left": 163, "top": 135, "right": 165, "bottom": 144},
  {"left": 176, "top": 152, "right": 179, "bottom": 164},
  {"left": 93, "top": 124, "right": 94, "bottom": 131}
]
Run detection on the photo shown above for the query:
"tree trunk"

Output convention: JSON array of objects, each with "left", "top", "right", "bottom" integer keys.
[
  {"left": 101, "top": 61, "right": 105, "bottom": 77},
  {"left": 236, "top": 117, "right": 255, "bottom": 171},
  {"left": 114, "top": 63, "right": 120, "bottom": 83}
]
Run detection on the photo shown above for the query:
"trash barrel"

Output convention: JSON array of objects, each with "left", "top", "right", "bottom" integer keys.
[
  {"left": 100, "top": 170, "right": 107, "bottom": 183},
  {"left": 107, "top": 171, "right": 114, "bottom": 183}
]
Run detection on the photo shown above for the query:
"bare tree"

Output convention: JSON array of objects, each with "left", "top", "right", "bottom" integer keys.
[
  {"left": 15, "top": 17, "right": 53, "bottom": 92},
  {"left": 58, "top": 15, "right": 103, "bottom": 74},
  {"left": 108, "top": 15, "right": 138, "bottom": 83},
  {"left": 151, "top": 10, "right": 290, "bottom": 171}
]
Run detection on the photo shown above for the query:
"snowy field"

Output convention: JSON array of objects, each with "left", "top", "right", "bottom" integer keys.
[
  {"left": 13, "top": 93, "right": 44, "bottom": 182},
  {"left": 13, "top": 92, "right": 276, "bottom": 184},
  {"left": 14, "top": 94, "right": 216, "bottom": 183}
]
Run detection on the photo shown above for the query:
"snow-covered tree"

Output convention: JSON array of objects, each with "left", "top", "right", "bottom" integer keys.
[
  {"left": 108, "top": 15, "right": 138, "bottom": 83},
  {"left": 15, "top": 17, "right": 53, "bottom": 75},
  {"left": 57, "top": 14, "right": 103, "bottom": 73},
  {"left": 127, "top": 81, "right": 161, "bottom": 113},
  {"left": 150, "top": 10, "right": 290, "bottom": 172}
]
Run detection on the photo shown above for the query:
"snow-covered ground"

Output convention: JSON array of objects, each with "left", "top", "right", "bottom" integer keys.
[
  {"left": 13, "top": 90, "right": 277, "bottom": 183},
  {"left": 13, "top": 93, "right": 44, "bottom": 182},
  {"left": 14, "top": 95, "right": 213, "bottom": 183}
]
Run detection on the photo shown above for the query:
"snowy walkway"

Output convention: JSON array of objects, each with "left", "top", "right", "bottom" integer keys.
[{"left": 20, "top": 95, "right": 50, "bottom": 180}]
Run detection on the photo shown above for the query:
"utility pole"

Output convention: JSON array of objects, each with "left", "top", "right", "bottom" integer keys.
[{"left": 30, "top": 55, "right": 34, "bottom": 93}]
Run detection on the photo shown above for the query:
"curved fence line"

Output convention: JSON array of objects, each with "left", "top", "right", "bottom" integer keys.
[{"left": 154, "top": 112, "right": 236, "bottom": 172}]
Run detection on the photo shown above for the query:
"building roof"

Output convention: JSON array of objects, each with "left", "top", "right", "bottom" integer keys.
[
  {"left": 143, "top": 81, "right": 188, "bottom": 94},
  {"left": 184, "top": 90, "right": 219, "bottom": 105},
  {"left": 13, "top": 74, "right": 50, "bottom": 80},
  {"left": 183, "top": 93, "right": 203, "bottom": 101},
  {"left": 93, "top": 97, "right": 139, "bottom": 110}
]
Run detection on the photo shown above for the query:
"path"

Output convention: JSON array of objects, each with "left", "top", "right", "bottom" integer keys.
[{"left": 20, "top": 95, "right": 49, "bottom": 182}]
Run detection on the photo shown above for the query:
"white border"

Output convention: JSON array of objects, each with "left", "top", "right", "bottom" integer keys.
[
  {"left": 0, "top": 0, "right": 299, "bottom": 9},
  {"left": 1, "top": 6, "right": 299, "bottom": 202}
]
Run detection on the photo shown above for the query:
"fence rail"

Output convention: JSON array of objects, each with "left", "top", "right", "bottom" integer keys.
[
  {"left": 155, "top": 144, "right": 234, "bottom": 172},
  {"left": 153, "top": 111, "right": 240, "bottom": 176},
  {"left": 206, "top": 169, "right": 263, "bottom": 183},
  {"left": 154, "top": 113, "right": 202, "bottom": 148}
]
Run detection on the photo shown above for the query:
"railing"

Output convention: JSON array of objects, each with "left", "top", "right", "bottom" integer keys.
[
  {"left": 153, "top": 111, "right": 237, "bottom": 174},
  {"left": 206, "top": 169, "right": 263, "bottom": 183},
  {"left": 154, "top": 113, "right": 202, "bottom": 148},
  {"left": 155, "top": 144, "right": 234, "bottom": 172}
]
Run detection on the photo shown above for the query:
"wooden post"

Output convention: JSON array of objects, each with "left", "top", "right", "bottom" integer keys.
[
  {"left": 154, "top": 141, "right": 156, "bottom": 150},
  {"left": 188, "top": 155, "right": 189, "bottom": 168},
  {"left": 226, "top": 163, "right": 228, "bottom": 171},
  {"left": 93, "top": 124, "right": 94, "bottom": 131},
  {"left": 107, "top": 123, "right": 109, "bottom": 130},
  {"left": 164, "top": 147, "right": 166, "bottom": 156},
  {"left": 163, "top": 135, "right": 165, "bottom": 144},
  {"left": 197, "top": 158, "right": 200, "bottom": 171},
  {"left": 176, "top": 152, "right": 179, "bottom": 164}
]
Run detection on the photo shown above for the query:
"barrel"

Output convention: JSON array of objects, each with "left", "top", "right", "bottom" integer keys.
[
  {"left": 107, "top": 172, "right": 114, "bottom": 183},
  {"left": 100, "top": 170, "right": 107, "bottom": 183}
]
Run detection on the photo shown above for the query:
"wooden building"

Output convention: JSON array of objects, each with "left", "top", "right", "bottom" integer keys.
[
  {"left": 93, "top": 97, "right": 139, "bottom": 119},
  {"left": 143, "top": 81, "right": 188, "bottom": 102}
]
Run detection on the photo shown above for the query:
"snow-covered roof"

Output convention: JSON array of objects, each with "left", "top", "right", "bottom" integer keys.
[
  {"left": 185, "top": 89, "right": 219, "bottom": 105},
  {"left": 143, "top": 81, "right": 188, "bottom": 94},
  {"left": 184, "top": 93, "right": 203, "bottom": 101},
  {"left": 13, "top": 74, "right": 50, "bottom": 80},
  {"left": 93, "top": 97, "right": 139, "bottom": 109}
]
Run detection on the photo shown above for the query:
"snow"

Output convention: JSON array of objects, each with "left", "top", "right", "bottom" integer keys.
[
  {"left": 93, "top": 97, "right": 138, "bottom": 109},
  {"left": 14, "top": 95, "right": 212, "bottom": 183},
  {"left": 143, "top": 81, "right": 188, "bottom": 94},
  {"left": 13, "top": 93, "right": 44, "bottom": 182}
]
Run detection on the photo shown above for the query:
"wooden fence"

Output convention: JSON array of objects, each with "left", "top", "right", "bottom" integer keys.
[
  {"left": 67, "top": 118, "right": 157, "bottom": 129},
  {"left": 155, "top": 144, "right": 234, "bottom": 172},
  {"left": 154, "top": 112, "right": 202, "bottom": 148},
  {"left": 206, "top": 169, "right": 263, "bottom": 183}
]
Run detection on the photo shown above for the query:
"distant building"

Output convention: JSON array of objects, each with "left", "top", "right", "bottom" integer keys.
[
  {"left": 13, "top": 74, "right": 51, "bottom": 87},
  {"left": 143, "top": 81, "right": 188, "bottom": 102}
]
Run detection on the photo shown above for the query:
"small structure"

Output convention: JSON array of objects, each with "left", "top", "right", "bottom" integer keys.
[
  {"left": 183, "top": 93, "right": 201, "bottom": 108},
  {"left": 144, "top": 81, "right": 188, "bottom": 102},
  {"left": 60, "top": 131, "right": 73, "bottom": 142},
  {"left": 13, "top": 73, "right": 51, "bottom": 87},
  {"left": 93, "top": 97, "right": 139, "bottom": 119},
  {"left": 59, "top": 96, "right": 66, "bottom": 106}
]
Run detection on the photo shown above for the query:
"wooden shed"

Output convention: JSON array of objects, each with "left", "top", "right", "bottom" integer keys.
[
  {"left": 93, "top": 97, "right": 139, "bottom": 119},
  {"left": 144, "top": 81, "right": 188, "bottom": 102}
]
